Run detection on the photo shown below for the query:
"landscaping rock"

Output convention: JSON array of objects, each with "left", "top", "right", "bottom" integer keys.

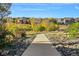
[
  {"left": 0, "top": 35, "right": 35, "bottom": 56},
  {"left": 46, "top": 34, "right": 79, "bottom": 56}
]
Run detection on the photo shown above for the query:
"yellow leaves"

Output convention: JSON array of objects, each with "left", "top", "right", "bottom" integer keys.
[
  {"left": 30, "top": 18, "right": 36, "bottom": 31},
  {"left": 5, "top": 22, "right": 17, "bottom": 32},
  {"left": 48, "top": 18, "right": 53, "bottom": 21},
  {"left": 17, "top": 24, "right": 31, "bottom": 30},
  {"left": 41, "top": 20, "right": 49, "bottom": 31},
  {"left": 4, "top": 18, "right": 59, "bottom": 33},
  {"left": 5, "top": 34, "right": 14, "bottom": 43}
]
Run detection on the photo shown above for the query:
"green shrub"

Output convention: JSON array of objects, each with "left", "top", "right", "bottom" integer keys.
[
  {"left": 0, "top": 31, "right": 15, "bottom": 45},
  {"left": 48, "top": 23, "right": 59, "bottom": 31},
  {"left": 38, "top": 26, "right": 45, "bottom": 31},
  {"left": 32, "top": 25, "right": 46, "bottom": 31},
  {"left": 18, "top": 24, "right": 32, "bottom": 31},
  {"left": 48, "top": 27, "right": 56, "bottom": 31},
  {"left": 68, "top": 22, "right": 79, "bottom": 39},
  {"left": 4, "top": 32, "right": 15, "bottom": 44}
]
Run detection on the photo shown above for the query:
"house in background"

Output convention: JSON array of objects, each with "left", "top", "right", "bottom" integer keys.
[
  {"left": 10, "top": 17, "right": 79, "bottom": 25},
  {"left": 56, "top": 18, "right": 63, "bottom": 24},
  {"left": 13, "top": 17, "right": 31, "bottom": 24},
  {"left": 56, "top": 18, "right": 75, "bottom": 25},
  {"left": 75, "top": 18, "right": 79, "bottom": 22},
  {"left": 63, "top": 18, "right": 75, "bottom": 25}
]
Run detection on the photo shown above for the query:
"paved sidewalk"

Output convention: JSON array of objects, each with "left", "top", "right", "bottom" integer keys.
[
  {"left": 32, "top": 34, "right": 52, "bottom": 44},
  {"left": 22, "top": 34, "right": 60, "bottom": 56}
]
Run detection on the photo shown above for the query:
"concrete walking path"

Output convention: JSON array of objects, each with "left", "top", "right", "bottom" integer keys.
[{"left": 22, "top": 34, "right": 60, "bottom": 56}]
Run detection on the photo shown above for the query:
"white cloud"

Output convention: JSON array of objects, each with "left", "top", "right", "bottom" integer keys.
[
  {"left": 13, "top": 6, "right": 62, "bottom": 12},
  {"left": 13, "top": 8, "right": 45, "bottom": 12},
  {"left": 49, "top": 7, "right": 62, "bottom": 9},
  {"left": 20, "top": 7, "right": 61, "bottom": 11},
  {"left": 75, "top": 6, "right": 79, "bottom": 10},
  {"left": 21, "top": 8, "right": 44, "bottom": 11},
  {"left": 30, "top": 9, "right": 44, "bottom": 11}
]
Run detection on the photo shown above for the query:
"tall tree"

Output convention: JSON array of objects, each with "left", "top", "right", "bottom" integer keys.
[
  {"left": 0, "top": 3, "right": 12, "bottom": 20},
  {"left": 0, "top": 3, "right": 12, "bottom": 31}
]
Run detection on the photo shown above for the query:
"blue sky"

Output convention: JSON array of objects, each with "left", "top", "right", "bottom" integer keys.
[{"left": 10, "top": 3, "right": 79, "bottom": 18}]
